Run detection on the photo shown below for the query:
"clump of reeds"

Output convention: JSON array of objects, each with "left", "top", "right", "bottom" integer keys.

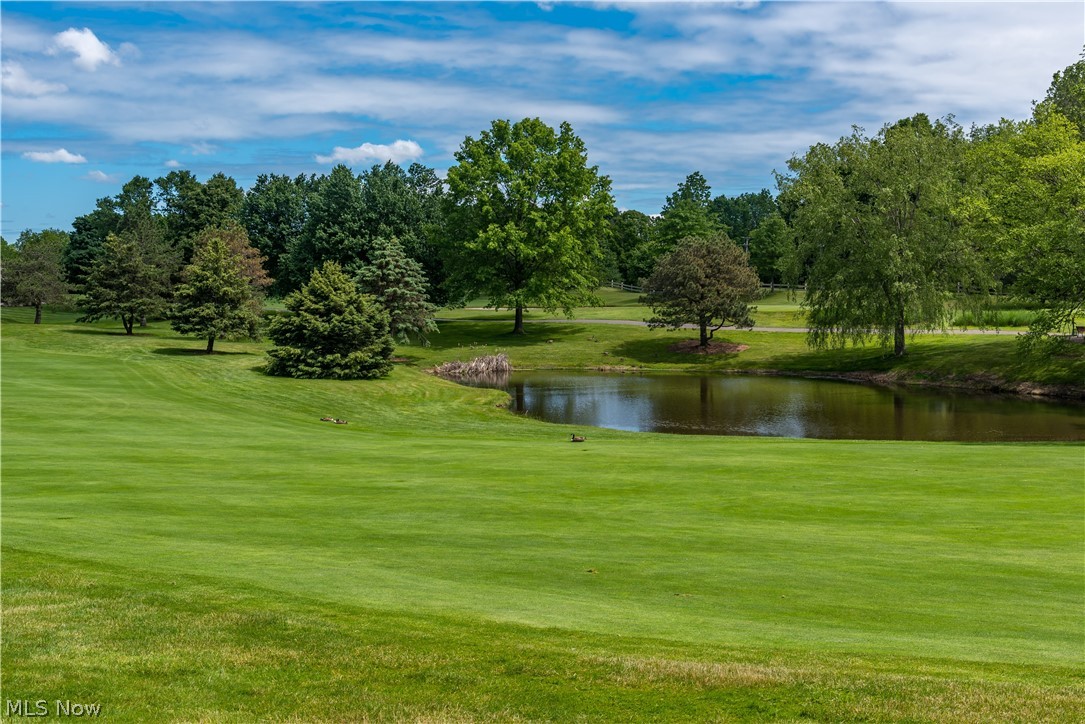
[{"left": 433, "top": 353, "right": 512, "bottom": 380}]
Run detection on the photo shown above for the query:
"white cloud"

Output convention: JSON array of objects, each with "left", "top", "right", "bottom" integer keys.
[
  {"left": 1, "top": 62, "right": 67, "bottom": 96},
  {"left": 22, "top": 148, "right": 87, "bottom": 164},
  {"left": 49, "top": 28, "right": 120, "bottom": 71},
  {"left": 165, "top": 159, "right": 182, "bottom": 168},
  {"left": 188, "top": 142, "right": 217, "bottom": 156},
  {"left": 315, "top": 139, "right": 424, "bottom": 165},
  {"left": 83, "top": 170, "right": 117, "bottom": 183}
]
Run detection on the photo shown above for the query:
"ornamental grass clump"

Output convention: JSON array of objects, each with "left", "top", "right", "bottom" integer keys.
[{"left": 433, "top": 353, "right": 512, "bottom": 381}]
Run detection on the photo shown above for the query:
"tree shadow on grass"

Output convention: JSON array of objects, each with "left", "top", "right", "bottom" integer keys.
[
  {"left": 610, "top": 335, "right": 746, "bottom": 367},
  {"left": 152, "top": 347, "right": 254, "bottom": 356},
  {"left": 425, "top": 321, "right": 587, "bottom": 351},
  {"left": 64, "top": 328, "right": 156, "bottom": 337}
]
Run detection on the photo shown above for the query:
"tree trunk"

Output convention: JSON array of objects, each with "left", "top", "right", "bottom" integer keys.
[
  {"left": 34, "top": 303, "right": 42, "bottom": 324},
  {"left": 206, "top": 335, "right": 216, "bottom": 354},
  {"left": 122, "top": 314, "right": 134, "bottom": 335},
  {"left": 699, "top": 320, "right": 710, "bottom": 348},
  {"left": 894, "top": 320, "right": 906, "bottom": 357},
  {"left": 513, "top": 305, "right": 525, "bottom": 335}
]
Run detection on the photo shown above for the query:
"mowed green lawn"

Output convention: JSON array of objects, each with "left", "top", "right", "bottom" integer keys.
[{"left": 3, "top": 309, "right": 1083, "bottom": 721}]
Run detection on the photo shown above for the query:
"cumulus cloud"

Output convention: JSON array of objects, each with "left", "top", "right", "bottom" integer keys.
[
  {"left": 315, "top": 139, "right": 423, "bottom": 165},
  {"left": 49, "top": 27, "right": 120, "bottom": 71},
  {"left": 22, "top": 148, "right": 87, "bottom": 163},
  {"left": 83, "top": 170, "right": 117, "bottom": 183},
  {"left": 165, "top": 159, "right": 182, "bottom": 168},
  {"left": 1, "top": 62, "right": 67, "bottom": 96}
]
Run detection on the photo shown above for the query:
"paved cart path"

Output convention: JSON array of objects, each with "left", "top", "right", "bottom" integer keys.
[{"left": 439, "top": 316, "right": 1026, "bottom": 335}]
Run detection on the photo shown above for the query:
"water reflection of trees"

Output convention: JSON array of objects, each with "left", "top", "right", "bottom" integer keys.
[{"left": 499, "top": 373, "right": 1085, "bottom": 441}]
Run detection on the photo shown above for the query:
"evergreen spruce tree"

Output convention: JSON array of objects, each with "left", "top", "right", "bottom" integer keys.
[
  {"left": 266, "top": 262, "right": 393, "bottom": 379},
  {"left": 355, "top": 237, "right": 437, "bottom": 345},
  {"left": 170, "top": 229, "right": 262, "bottom": 354},
  {"left": 79, "top": 229, "right": 172, "bottom": 334}
]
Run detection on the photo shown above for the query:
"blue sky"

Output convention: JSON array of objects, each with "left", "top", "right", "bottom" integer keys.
[{"left": 2, "top": 1, "right": 1082, "bottom": 237}]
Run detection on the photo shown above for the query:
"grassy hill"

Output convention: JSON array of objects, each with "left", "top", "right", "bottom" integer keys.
[{"left": 2, "top": 309, "right": 1082, "bottom": 721}]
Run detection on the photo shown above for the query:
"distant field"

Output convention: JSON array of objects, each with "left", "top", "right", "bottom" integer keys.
[{"left": 2, "top": 309, "right": 1082, "bottom": 720}]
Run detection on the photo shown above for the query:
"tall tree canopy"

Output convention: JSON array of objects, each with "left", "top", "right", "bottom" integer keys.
[
  {"left": 266, "top": 262, "right": 393, "bottom": 379},
  {"left": 746, "top": 212, "right": 792, "bottom": 289},
  {"left": 155, "top": 171, "right": 244, "bottom": 261},
  {"left": 1039, "top": 55, "right": 1085, "bottom": 136},
  {"left": 441, "top": 117, "right": 615, "bottom": 334},
  {"left": 779, "top": 114, "right": 985, "bottom": 356},
  {"left": 170, "top": 227, "right": 263, "bottom": 353},
  {"left": 2, "top": 229, "right": 70, "bottom": 323},
  {"left": 643, "top": 234, "right": 760, "bottom": 348},
  {"left": 661, "top": 171, "right": 713, "bottom": 212},
  {"left": 64, "top": 176, "right": 160, "bottom": 285},
  {"left": 359, "top": 161, "right": 447, "bottom": 302},
  {"left": 961, "top": 108, "right": 1085, "bottom": 351},
  {"left": 607, "top": 210, "right": 657, "bottom": 284},
  {"left": 288, "top": 165, "right": 368, "bottom": 284},
  {"left": 711, "top": 189, "right": 777, "bottom": 252},
  {"left": 655, "top": 172, "right": 721, "bottom": 250},
  {"left": 242, "top": 173, "right": 311, "bottom": 296}
]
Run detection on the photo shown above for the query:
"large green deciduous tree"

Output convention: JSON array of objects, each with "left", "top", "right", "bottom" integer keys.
[
  {"left": 1039, "top": 55, "right": 1085, "bottom": 136},
  {"left": 242, "top": 173, "right": 312, "bottom": 296},
  {"left": 779, "top": 114, "right": 985, "bottom": 357},
  {"left": 643, "top": 234, "right": 760, "bottom": 348},
  {"left": 961, "top": 108, "right": 1085, "bottom": 351},
  {"left": 441, "top": 118, "right": 615, "bottom": 334},
  {"left": 155, "top": 171, "right": 244, "bottom": 262},
  {"left": 2, "top": 229, "right": 70, "bottom": 323},
  {"left": 289, "top": 165, "right": 368, "bottom": 284},
  {"left": 355, "top": 237, "right": 437, "bottom": 346},
  {"left": 170, "top": 227, "right": 263, "bottom": 353},
  {"left": 266, "top": 262, "right": 393, "bottom": 379}
]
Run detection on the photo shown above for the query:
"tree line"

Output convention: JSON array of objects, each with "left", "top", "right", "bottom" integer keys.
[{"left": 2, "top": 56, "right": 1081, "bottom": 372}]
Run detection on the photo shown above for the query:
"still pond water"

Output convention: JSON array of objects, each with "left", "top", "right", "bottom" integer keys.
[{"left": 473, "top": 371, "right": 1085, "bottom": 442}]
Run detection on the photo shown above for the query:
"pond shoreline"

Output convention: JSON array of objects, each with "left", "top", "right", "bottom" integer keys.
[{"left": 499, "top": 365, "right": 1085, "bottom": 402}]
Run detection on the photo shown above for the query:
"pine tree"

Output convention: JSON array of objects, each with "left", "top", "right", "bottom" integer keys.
[
  {"left": 355, "top": 237, "right": 437, "bottom": 345},
  {"left": 170, "top": 229, "right": 262, "bottom": 354},
  {"left": 266, "top": 262, "right": 393, "bottom": 379},
  {"left": 79, "top": 228, "right": 172, "bottom": 334}
]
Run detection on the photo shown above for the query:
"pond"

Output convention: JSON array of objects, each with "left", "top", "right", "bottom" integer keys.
[{"left": 471, "top": 371, "right": 1085, "bottom": 442}]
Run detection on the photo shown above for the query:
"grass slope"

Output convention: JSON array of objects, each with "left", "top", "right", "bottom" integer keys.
[{"left": 3, "top": 310, "right": 1083, "bottom": 721}]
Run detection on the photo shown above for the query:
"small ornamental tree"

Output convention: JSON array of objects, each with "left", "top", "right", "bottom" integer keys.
[
  {"left": 355, "top": 236, "right": 437, "bottom": 345},
  {"left": 643, "top": 234, "right": 760, "bottom": 348},
  {"left": 266, "top": 262, "right": 393, "bottom": 379},
  {"left": 170, "top": 229, "right": 262, "bottom": 354},
  {"left": 3, "top": 229, "right": 70, "bottom": 323}
]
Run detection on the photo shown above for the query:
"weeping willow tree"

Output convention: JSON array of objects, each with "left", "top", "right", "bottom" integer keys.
[{"left": 779, "top": 114, "right": 988, "bottom": 357}]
